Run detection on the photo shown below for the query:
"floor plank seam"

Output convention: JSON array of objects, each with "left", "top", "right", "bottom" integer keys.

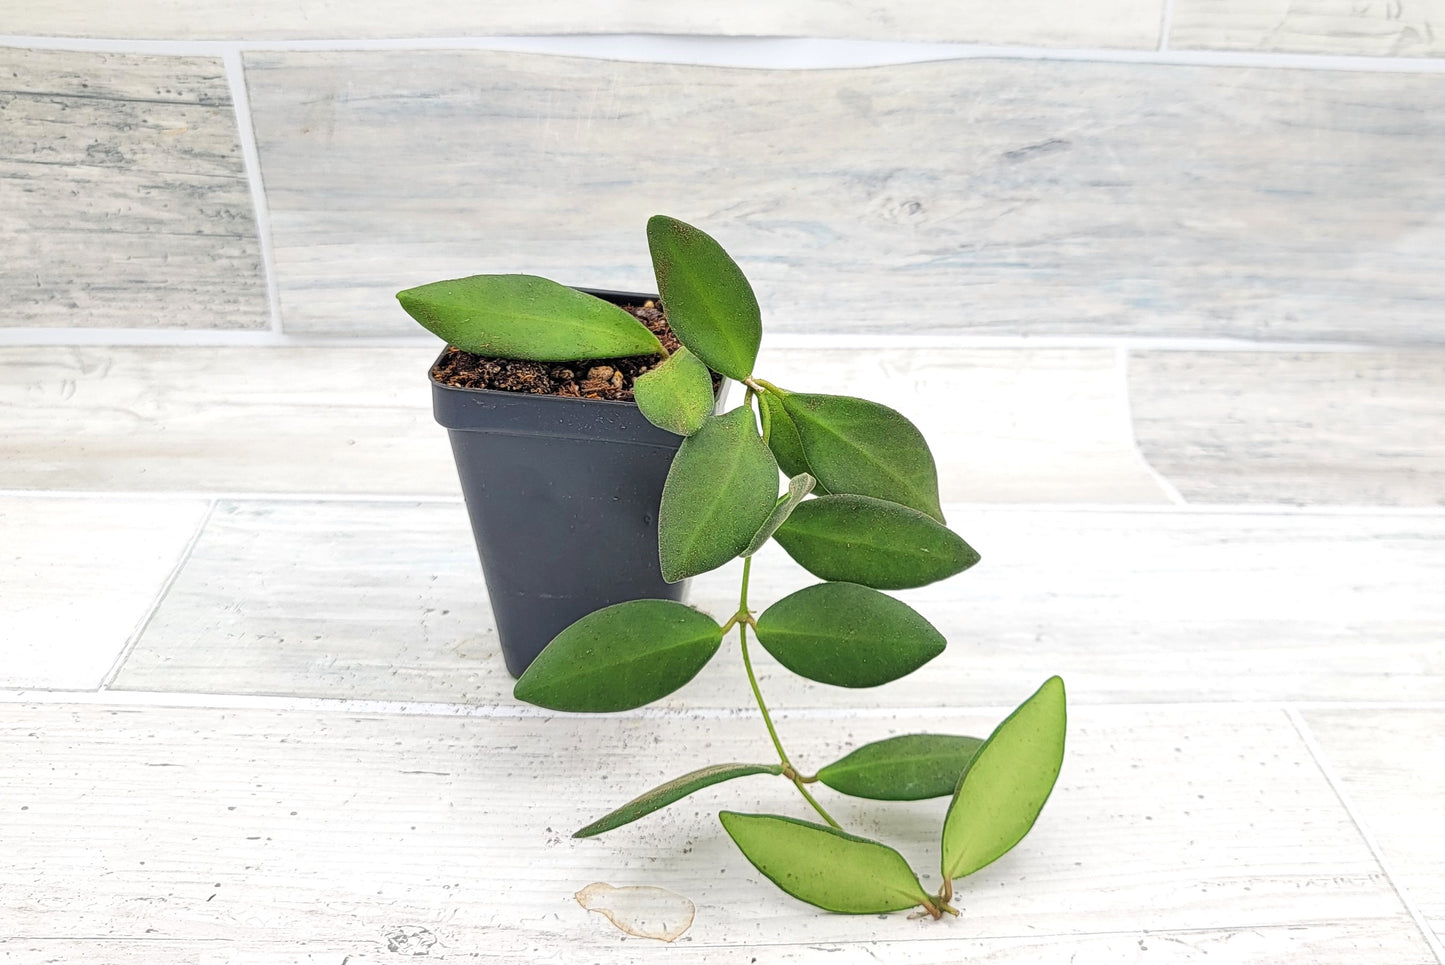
[
  {"left": 3, "top": 33, "right": 1445, "bottom": 75},
  {"left": 1285, "top": 706, "right": 1445, "bottom": 964},
  {"left": 1117, "top": 346, "right": 1188, "bottom": 506},
  {"left": 98, "top": 499, "right": 218, "bottom": 691},
  {"left": 4, "top": 330, "right": 1445, "bottom": 353},
  {"left": 6, "top": 490, "right": 1445, "bottom": 516},
  {"left": 7, "top": 689, "right": 1445, "bottom": 717}
]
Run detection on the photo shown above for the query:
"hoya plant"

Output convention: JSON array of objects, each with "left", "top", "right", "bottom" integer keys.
[{"left": 398, "top": 216, "right": 1067, "bottom": 918}]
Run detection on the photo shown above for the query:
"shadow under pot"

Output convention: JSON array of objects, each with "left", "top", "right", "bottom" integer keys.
[{"left": 430, "top": 287, "right": 724, "bottom": 678}]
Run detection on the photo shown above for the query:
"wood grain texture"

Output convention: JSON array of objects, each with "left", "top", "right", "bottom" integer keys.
[
  {"left": 0, "top": 346, "right": 458, "bottom": 492},
  {"left": 0, "top": 495, "right": 210, "bottom": 689},
  {"left": 246, "top": 50, "right": 1445, "bottom": 343},
  {"left": 0, "top": 49, "right": 268, "bottom": 330},
  {"left": 1172, "top": 0, "right": 1445, "bottom": 56},
  {"left": 1130, "top": 351, "right": 1445, "bottom": 506},
  {"left": 1303, "top": 709, "right": 1445, "bottom": 941},
  {"left": 1, "top": 0, "right": 1162, "bottom": 46},
  {"left": 0, "top": 701, "right": 1434, "bottom": 962},
  {"left": 113, "top": 503, "right": 1445, "bottom": 706},
  {"left": 0, "top": 345, "right": 1164, "bottom": 502}
]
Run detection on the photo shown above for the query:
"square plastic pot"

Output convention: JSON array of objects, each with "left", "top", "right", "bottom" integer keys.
[{"left": 431, "top": 287, "right": 719, "bottom": 678}]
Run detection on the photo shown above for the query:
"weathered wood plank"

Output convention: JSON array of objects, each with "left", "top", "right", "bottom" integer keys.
[
  {"left": 0, "top": 495, "right": 210, "bottom": 690},
  {"left": 1303, "top": 709, "right": 1445, "bottom": 941},
  {"left": 246, "top": 50, "right": 1445, "bottom": 343},
  {"left": 0, "top": 49, "right": 268, "bottom": 330},
  {"left": 1130, "top": 351, "right": 1445, "bottom": 505},
  {"left": 2, "top": 918, "right": 1434, "bottom": 964},
  {"left": 0, "top": 345, "right": 1163, "bottom": 501},
  {"left": 1, "top": 0, "right": 1162, "bottom": 47},
  {"left": 0, "top": 701, "right": 1433, "bottom": 962},
  {"left": 0, "top": 345, "right": 457, "bottom": 493},
  {"left": 1172, "top": 0, "right": 1445, "bottom": 56},
  {"left": 113, "top": 503, "right": 1445, "bottom": 705}
]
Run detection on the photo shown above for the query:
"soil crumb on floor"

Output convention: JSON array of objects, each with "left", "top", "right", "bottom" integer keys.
[{"left": 431, "top": 301, "right": 713, "bottom": 401}]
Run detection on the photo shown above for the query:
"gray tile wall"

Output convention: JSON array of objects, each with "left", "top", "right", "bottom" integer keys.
[{"left": 0, "top": 49, "right": 269, "bottom": 329}]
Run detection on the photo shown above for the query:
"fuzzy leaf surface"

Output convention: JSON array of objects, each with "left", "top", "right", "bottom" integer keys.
[
  {"left": 513, "top": 600, "right": 722, "bottom": 712},
  {"left": 942, "top": 676, "right": 1067, "bottom": 881},
  {"left": 779, "top": 392, "right": 943, "bottom": 523},
  {"left": 719, "top": 812, "right": 932, "bottom": 914},
  {"left": 397, "top": 274, "right": 662, "bottom": 361},
  {"left": 647, "top": 216, "right": 761, "bottom": 380},
  {"left": 774, "top": 494, "right": 979, "bottom": 589},
  {"left": 659, "top": 406, "right": 778, "bottom": 582},
  {"left": 754, "top": 582, "right": 945, "bottom": 688},
  {"left": 758, "top": 392, "right": 828, "bottom": 492},
  {"left": 743, "top": 473, "right": 815, "bottom": 557},
  {"left": 633, "top": 346, "right": 715, "bottom": 436},
  {"left": 575, "top": 763, "right": 782, "bottom": 838},
  {"left": 817, "top": 734, "right": 985, "bottom": 801}
]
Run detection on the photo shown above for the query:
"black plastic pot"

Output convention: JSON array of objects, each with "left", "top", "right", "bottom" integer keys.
[{"left": 431, "top": 288, "right": 712, "bottom": 678}]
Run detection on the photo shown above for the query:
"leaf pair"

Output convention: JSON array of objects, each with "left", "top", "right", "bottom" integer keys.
[{"left": 720, "top": 678, "right": 1067, "bottom": 916}]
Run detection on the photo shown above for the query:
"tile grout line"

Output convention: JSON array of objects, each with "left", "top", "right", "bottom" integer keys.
[
  {"left": 1285, "top": 706, "right": 1445, "bottom": 964},
  {"left": 1116, "top": 346, "right": 1188, "bottom": 505},
  {"left": 7, "top": 489, "right": 1445, "bottom": 516},
  {"left": 221, "top": 49, "right": 283, "bottom": 335},
  {"left": 1, "top": 32, "right": 1444, "bottom": 74},
  {"left": 1158, "top": 0, "right": 1175, "bottom": 51},
  {"left": 6, "top": 688, "right": 1445, "bottom": 717},
  {"left": 0, "top": 329, "right": 1437, "bottom": 352},
  {"left": 98, "top": 499, "right": 218, "bottom": 690}
]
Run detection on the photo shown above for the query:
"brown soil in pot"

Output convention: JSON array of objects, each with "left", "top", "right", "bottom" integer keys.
[{"left": 431, "top": 301, "right": 718, "bottom": 402}]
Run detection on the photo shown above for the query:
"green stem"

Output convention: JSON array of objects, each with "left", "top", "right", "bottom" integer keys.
[{"left": 737, "top": 558, "right": 842, "bottom": 830}]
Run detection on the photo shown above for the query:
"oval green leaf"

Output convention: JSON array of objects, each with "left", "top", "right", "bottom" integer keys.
[
  {"left": 397, "top": 274, "right": 663, "bottom": 361},
  {"left": 779, "top": 392, "right": 943, "bottom": 523},
  {"left": 758, "top": 392, "right": 825, "bottom": 490},
  {"left": 743, "top": 473, "right": 815, "bottom": 557},
  {"left": 719, "top": 812, "right": 932, "bottom": 914},
  {"left": 754, "top": 582, "right": 946, "bottom": 688},
  {"left": 634, "top": 346, "right": 715, "bottom": 436},
  {"left": 513, "top": 600, "right": 722, "bottom": 712},
  {"left": 575, "top": 763, "right": 782, "bottom": 838},
  {"left": 941, "top": 676, "right": 1067, "bottom": 882},
  {"left": 659, "top": 406, "right": 779, "bottom": 582},
  {"left": 774, "top": 494, "right": 979, "bottom": 590},
  {"left": 647, "top": 216, "right": 761, "bottom": 381},
  {"left": 816, "top": 734, "right": 985, "bottom": 801}
]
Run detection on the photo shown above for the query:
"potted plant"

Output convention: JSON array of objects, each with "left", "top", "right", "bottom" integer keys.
[{"left": 399, "top": 216, "right": 1067, "bottom": 918}]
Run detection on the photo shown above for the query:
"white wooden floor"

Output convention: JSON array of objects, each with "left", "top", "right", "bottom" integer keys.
[{"left": 2, "top": 343, "right": 1442, "bottom": 964}]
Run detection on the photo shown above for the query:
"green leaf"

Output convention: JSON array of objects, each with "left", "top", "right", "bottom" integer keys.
[
  {"left": 513, "top": 600, "right": 723, "bottom": 712},
  {"left": 754, "top": 582, "right": 946, "bottom": 688},
  {"left": 941, "top": 676, "right": 1067, "bottom": 882},
  {"left": 633, "top": 347, "right": 715, "bottom": 436},
  {"left": 647, "top": 216, "right": 761, "bottom": 381},
  {"left": 575, "top": 763, "right": 782, "bottom": 838},
  {"left": 758, "top": 392, "right": 828, "bottom": 493},
  {"left": 778, "top": 392, "right": 944, "bottom": 523},
  {"left": 816, "top": 734, "right": 985, "bottom": 801},
  {"left": 719, "top": 812, "right": 932, "bottom": 914},
  {"left": 659, "top": 406, "right": 779, "bottom": 582},
  {"left": 774, "top": 494, "right": 979, "bottom": 590},
  {"left": 397, "top": 274, "right": 663, "bottom": 361},
  {"left": 743, "top": 473, "right": 815, "bottom": 557}
]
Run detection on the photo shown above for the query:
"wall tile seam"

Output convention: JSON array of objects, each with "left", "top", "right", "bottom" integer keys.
[{"left": 2, "top": 34, "right": 1445, "bottom": 74}]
